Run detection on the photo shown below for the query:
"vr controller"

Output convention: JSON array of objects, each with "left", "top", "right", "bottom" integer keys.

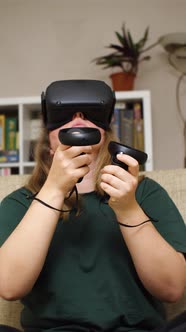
[
  {"left": 58, "top": 127, "right": 101, "bottom": 183},
  {"left": 58, "top": 128, "right": 148, "bottom": 183},
  {"left": 58, "top": 127, "right": 101, "bottom": 146},
  {"left": 108, "top": 141, "right": 148, "bottom": 170}
]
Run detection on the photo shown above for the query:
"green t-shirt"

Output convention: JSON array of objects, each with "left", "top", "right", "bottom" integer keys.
[{"left": 0, "top": 177, "right": 186, "bottom": 332}]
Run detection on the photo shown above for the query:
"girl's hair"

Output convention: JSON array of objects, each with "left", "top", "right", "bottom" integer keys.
[{"left": 26, "top": 127, "right": 118, "bottom": 218}]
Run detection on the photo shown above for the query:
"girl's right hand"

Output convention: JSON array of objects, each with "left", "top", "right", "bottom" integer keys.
[{"left": 45, "top": 144, "right": 93, "bottom": 196}]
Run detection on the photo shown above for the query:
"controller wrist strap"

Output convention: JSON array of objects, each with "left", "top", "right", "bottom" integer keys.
[
  {"left": 25, "top": 185, "right": 78, "bottom": 213},
  {"left": 117, "top": 218, "right": 158, "bottom": 228}
]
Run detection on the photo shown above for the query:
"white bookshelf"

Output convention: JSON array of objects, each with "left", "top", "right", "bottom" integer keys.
[
  {"left": 0, "top": 90, "right": 153, "bottom": 174},
  {"left": 115, "top": 90, "right": 153, "bottom": 171},
  {"left": 0, "top": 96, "right": 41, "bottom": 174}
]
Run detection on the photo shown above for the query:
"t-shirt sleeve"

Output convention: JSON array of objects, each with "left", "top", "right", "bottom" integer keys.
[
  {"left": 0, "top": 188, "right": 32, "bottom": 246},
  {"left": 136, "top": 177, "right": 186, "bottom": 255}
]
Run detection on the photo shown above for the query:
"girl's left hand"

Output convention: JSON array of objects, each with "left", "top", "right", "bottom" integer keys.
[{"left": 100, "top": 153, "right": 139, "bottom": 217}]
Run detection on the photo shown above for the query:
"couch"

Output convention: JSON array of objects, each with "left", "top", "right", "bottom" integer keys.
[{"left": 0, "top": 169, "right": 185, "bottom": 330}]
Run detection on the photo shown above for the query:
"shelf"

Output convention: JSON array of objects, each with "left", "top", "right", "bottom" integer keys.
[
  {"left": 0, "top": 91, "right": 153, "bottom": 174},
  {"left": 114, "top": 90, "right": 153, "bottom": 171}
]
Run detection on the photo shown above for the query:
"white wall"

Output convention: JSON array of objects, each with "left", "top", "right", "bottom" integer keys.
[{"left": 0, "top": 0, "right": 186, "bottom": 170}]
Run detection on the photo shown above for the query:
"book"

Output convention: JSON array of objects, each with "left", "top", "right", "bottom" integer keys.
[
  {"left": 133, "top": 102, "right": 144, "bottom": 151},
  {"left": 0, "top": 114, "right": 5, "bottom": 151},
  {"left": 120, "top": 106, "right": 134, "bottom": 147},
  {"left": 5, "top": 117, "right": 17, "bottom": 150},
  {"left": 30, "top": 112, "right": 41, "bottom": 141},
  {"left": 0, "top": 149, "right": 19, "bottom": 163},
  {"left": 0, "top": 167, "right": 11, "bottom": 176},
  {"left": 111, "top": 108, "right": 121, "bottom": 140},
  {"left": 29, "top": 111, "right": 41, "bottom": 161}
]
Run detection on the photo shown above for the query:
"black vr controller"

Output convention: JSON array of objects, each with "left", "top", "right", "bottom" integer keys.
[
  {"left": 58, "top": 128, "right": 147, "bottom": 184},
  {"left": 58, "top": 127, "right": 101, "bottom": 146},
  {"left": 58, "top": 127, "right": 101, "bottom": 183},
  {"left": 108, "top": 141, "right": 148, "bottom": 170}
]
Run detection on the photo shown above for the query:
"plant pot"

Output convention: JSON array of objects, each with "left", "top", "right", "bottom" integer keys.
[{"left": 110, "top": 72, "right": 136, "bottom": 91}]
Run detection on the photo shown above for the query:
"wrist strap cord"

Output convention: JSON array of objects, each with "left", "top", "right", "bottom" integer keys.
[
  {"left": 117, "top": 218, "right": 158, "bottom": 228},
  {"left": 101, "top": 195, "right": 158, "bottom": 228},
  {"left": 25, "top": 189, "right": 158, "bottom": 227},
  {"left": 25, "top": 185, "right": 78, "bottom": 213}
]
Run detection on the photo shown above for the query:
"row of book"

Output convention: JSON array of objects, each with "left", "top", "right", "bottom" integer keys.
[
  {"left": 111, "top": 101, "right": 144, "bottom": 151},
  {"left": 0, "top": 167, "right": 11, "bottom": 175},
  {"left": 0, "top": 114, "right": 19, "bottom": 163},
  {"left": 0, "top": 167, "right": 19, "bottom": 175}
]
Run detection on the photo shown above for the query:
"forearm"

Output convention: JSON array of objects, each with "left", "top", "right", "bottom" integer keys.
[
  {"left": 101, "top": 155, "right": 186, "bottom": 302},
  {"left": 118, "top": 210, "right": 186, "bottom": 302},
  {"left": 0, "top": 186, "right": 63, "bottom": 300}
]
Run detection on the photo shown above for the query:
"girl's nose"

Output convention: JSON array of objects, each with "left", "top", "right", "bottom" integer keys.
[{"left": 72, "top": 112, "right": 85, "bottom": 120}]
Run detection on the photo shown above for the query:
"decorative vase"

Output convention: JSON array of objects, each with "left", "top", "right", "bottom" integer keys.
[{"left": 110, "top": 72, "right": 136, "bottom": 91}]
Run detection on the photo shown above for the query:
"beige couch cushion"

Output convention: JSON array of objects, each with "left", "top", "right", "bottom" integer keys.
[
  {"left": 0, "top": 174, "right": 29, "bottom": 201},
  {"left": 0, "top": 298, "right": 23, "bottom": 329},
  {"left": 144, "top": 168, "right": 186, "bottom": 222}
]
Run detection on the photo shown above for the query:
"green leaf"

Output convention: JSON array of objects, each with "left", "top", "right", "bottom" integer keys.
[
  {"left": 92, "top": 23, "right": 156, "bottom": 73},
  {"left": 136, "top": 26, "right": 149, "bottom": 50},
  {"left": 115, "top": 31, "right": 125, "bottom": 47}
]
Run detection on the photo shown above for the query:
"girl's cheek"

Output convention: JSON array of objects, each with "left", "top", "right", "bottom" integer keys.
[
  {"left": 49, "top": 129, "right": 61, "bottom": 152},
  {"left": 98, "top": 128, "right": 105, "bottom": 145}
]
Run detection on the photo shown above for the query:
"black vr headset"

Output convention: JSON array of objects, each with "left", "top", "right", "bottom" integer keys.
[{"left": 41, "top": 79, "right": 116, "bottom": 130}]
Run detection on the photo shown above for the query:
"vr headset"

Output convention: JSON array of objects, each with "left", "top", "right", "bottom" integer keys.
[{"left": 41, "top": 79, "right": 116, "bottom": 130}]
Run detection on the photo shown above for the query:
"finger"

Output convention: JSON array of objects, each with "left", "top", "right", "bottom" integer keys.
[
  {"left": 101, "top": 165, "right": 138, "bottom": 195},
  {"left": 101, "top": 171, "right": 137, "bottom": 196},
  {"left": 116, "top": 154, "right": 139, "bottom": 176},
  {"left": 73, "top": 153, "right": 92, "bottom": 168},
  {"left": 101, "top": 172, "right": 121, "bottom": 190},
  {"left": 71, "top": 165, "right": 91, "bottom": 182},
  {"left": 58, "top": 145, "right": 93, "bottom": 157},
  {"left": 100, "top": 180, "right": 119, "bottom": 198},
  {"left": 101, "top": 164, "right": 130, "bottom": 182}
]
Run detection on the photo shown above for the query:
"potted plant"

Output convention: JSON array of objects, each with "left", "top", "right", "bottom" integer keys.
[{"left": 93, "top": 23, "right": 158, "bottom": 91}]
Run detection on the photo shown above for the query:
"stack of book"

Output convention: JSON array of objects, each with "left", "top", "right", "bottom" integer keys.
[
  {"left": 29, "top": 111, "right": 41, "bottom": 161},
  {"left": 111, "top": 100, "right": 144, "bottom": 151},
  {"left": 0, "top": 114, "right": 19, "bottom": 163}
]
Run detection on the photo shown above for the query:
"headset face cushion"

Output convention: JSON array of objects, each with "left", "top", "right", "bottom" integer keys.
[{"left": 42, "top": 80, "right": 115, "bottom": 130}]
